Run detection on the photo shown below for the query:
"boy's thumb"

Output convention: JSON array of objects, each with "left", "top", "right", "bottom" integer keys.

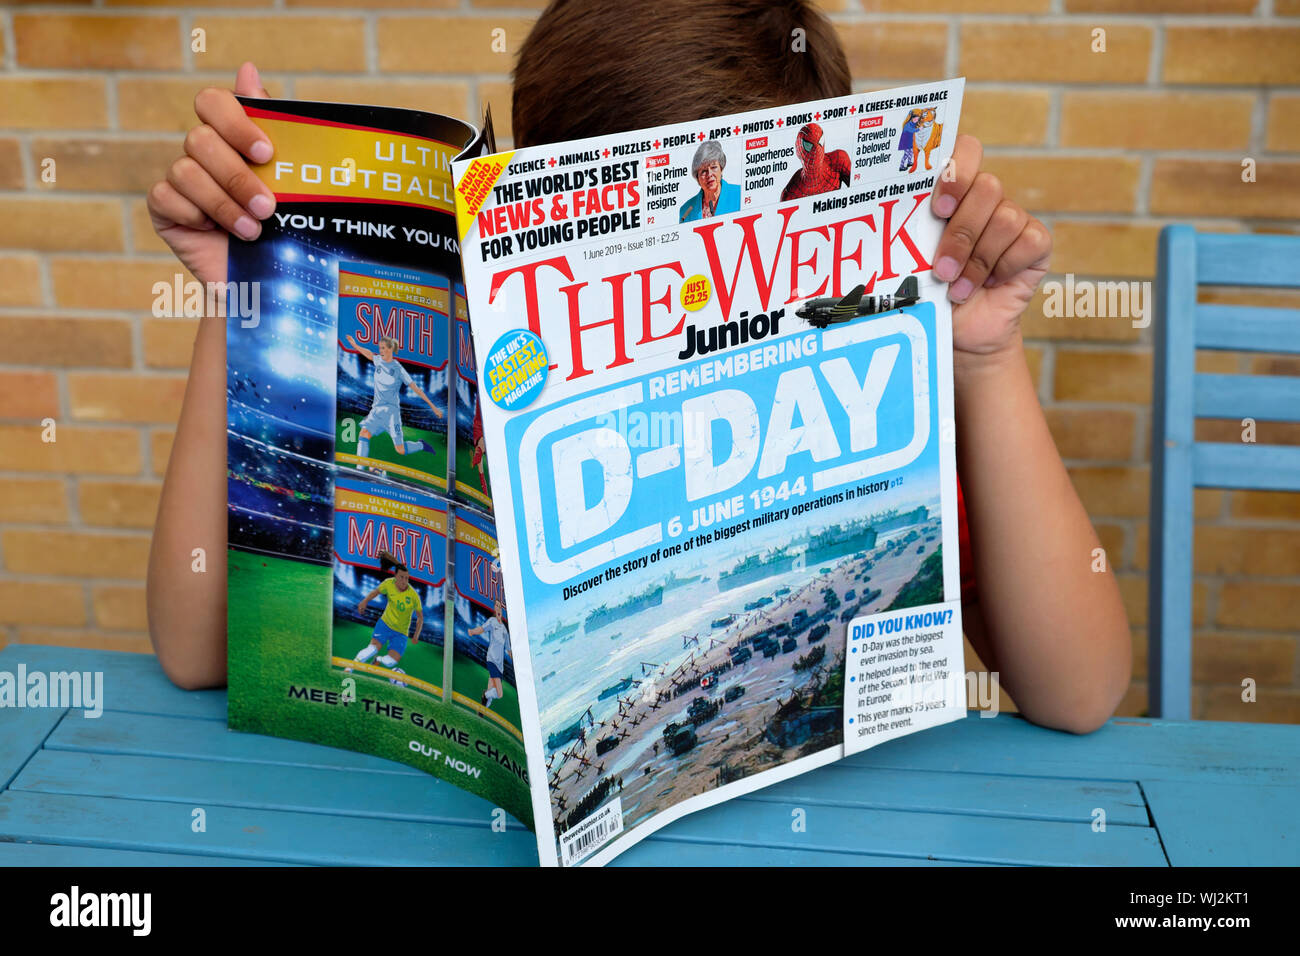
[{"left": 234, "top": 62, "right": 270, "bottom": 99}]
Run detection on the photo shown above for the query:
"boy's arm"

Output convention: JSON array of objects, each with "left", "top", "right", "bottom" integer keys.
[
  {"left": 931, "top": 134, "right": 1131, "bottom": 734},
  {"left": 146, "top": 314, "right": 228, "bottom": 689},
  {"left": 954, "top": 339, "right": 1132, "bottom": 734},
  {"left": 145, "top": 63, "right": 276, "bottom": 690}
]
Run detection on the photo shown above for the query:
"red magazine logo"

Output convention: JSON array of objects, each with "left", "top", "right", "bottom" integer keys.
[
  {"left": 859, "top": 115, "right": 884, "bottom": 129},
  {"left": 746, "top": 136, "right": 768, "bottom": 150},
  {"left": 646, "top": 153, "right": 670, "bottom": 169}
]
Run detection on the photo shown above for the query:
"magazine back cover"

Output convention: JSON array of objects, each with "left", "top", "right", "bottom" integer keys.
[{"left": 225, "top": 99, "right": 533, "bottom": 829}]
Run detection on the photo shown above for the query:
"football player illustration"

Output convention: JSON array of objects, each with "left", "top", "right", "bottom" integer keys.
[
  {"left": 346, "top": 334, "right": 443, "bottom": 466},
  {"left": 468, "top": 600, "right": 511, "bottom": 709},
  {"left": 350, "top": 550, "right": 423, "bottom": 685}
]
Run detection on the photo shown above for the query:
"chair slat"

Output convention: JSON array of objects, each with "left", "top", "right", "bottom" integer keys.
[
  {"left": 1150, "top": 225, "right": 1199, "bottom": 720},
  {"left": 1196, "top": 233, "right": 1300, "bottom": 289},
  {"left": 1194, "top": 373, "right": 1300, "bottom": 422},
  {"left": 1196, "top": 305, "right": 1300, "bottom": 354},
  {"left": 1192, "top": 442, "right": 1300, "bottom": 492}
]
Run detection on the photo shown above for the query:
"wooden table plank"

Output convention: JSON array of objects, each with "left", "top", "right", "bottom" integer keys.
[
  {"left": 742, "top": 764, "right": 1150, "bottom": 826},
  {"left": 12, "top": 750, "right": 529, "bottom": 830},
  {"left": 44, "top": 714, "right": 1150, "bottom": 826},
  {"left": 0, "top": 842, "right": 302, "bottom": 866},
  {"left": 0, "top": 646, "right": 222, "bottom": 720},
  {"left": 847, "top": 714, "right": 1300, "bottom": 785},
  {"left": 49, "top": 711, "right": 424, "bottom": 776},
  {"left": 7, "top": 649, "right": 1297, "bottom": 867},
  {"left": 0, "top": 790, "right": 540, "bottom": 867},
  {"left": 622, "top": 794, "right": 1168, "bottom": 866},
  {"left": 0, "top": 706, "right": 64, "bottom": 790},
  {"left": 1143, "top": 780, "right": 1300, "bottom": 866}
]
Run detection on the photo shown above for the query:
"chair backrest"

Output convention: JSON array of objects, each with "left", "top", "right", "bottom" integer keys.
[{"left": 1150, "top": 225, "right": 1300, "bottom": 719}]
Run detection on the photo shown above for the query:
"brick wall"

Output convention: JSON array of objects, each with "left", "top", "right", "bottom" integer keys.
[{"left": 0, "top": 1, "right": 1296, "bottom": 723}]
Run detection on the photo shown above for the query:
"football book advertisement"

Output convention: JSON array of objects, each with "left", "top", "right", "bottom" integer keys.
[
  {"left": 455, "top": 79, "right": 970, "bottom": 866},
  {"left": 224, "top": 98, "right": 533, "bottom": 828}
]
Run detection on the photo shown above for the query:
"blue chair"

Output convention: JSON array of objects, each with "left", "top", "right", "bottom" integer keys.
[{"left": 1150, "top": 225, "right": 1300, "bottom": 720}]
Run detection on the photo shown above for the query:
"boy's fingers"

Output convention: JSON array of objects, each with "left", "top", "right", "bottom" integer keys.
[
  {"left": 931, "top": 133, "right": 982, "bottom": 219},
  {"left": 184, "top": 123, "right": 275, "bottom": 220},
  {"left": 147, "top": 179, "right": 213, "bottom": 231},
  {"left": 988, "top": 217, "right": 1053, "bottom": 286},
  {"left": 234, "top": 61, "right": 270, "bottom": 99},
  {"left": 933, "top": 171, "right": 1002, "bottom": 288},
  {"left": 166, "top": 156, "right": 261, "bottom": 241},
  {"left": 951, "top": 199, "right": 1027, "bottom": 302},
  {"left": 193, "top": 85, "right": 274, "bottom": 165}
]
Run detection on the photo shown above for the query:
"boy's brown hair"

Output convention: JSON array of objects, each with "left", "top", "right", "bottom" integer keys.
[{"left": 512, "top": 0, "right": 851, "bottom": 148}]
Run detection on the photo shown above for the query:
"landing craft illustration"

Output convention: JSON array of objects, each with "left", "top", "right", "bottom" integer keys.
[{"left": 795, "top": 276, "right": 921, "bottom": 328}]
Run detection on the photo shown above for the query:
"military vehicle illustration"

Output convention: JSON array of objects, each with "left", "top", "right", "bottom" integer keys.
[
  {"left": 687, "top": 695, "right": 722, "bottom": 726},
  {"left": 795, "top": 276, "right": 921, "bottom": 328},
  {"left": 585, "top": 583, "right": 664, "bottom": 631},
  {"left": 663, "top": 721, "right": 698, "bottom": 756},
  {"left": 598, "top": 675, "right": 637, "bottom": 700},
  {"left": 718, "top": 547, "right": 796, "bottom": 590}
]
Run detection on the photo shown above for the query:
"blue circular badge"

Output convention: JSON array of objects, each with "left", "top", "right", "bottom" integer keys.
[{"left": 484, "top": 329, "right": 549, "bottom": 411}]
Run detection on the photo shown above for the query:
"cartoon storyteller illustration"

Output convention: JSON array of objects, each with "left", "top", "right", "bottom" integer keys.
[
  {"left": 780, "top": 122, "right": 851, "bottom": 201},
  {"left": 349, "top": 550, "right": 423, "bottom": 685},
  {"left": 898, "top": 109, "right": 922, "bottom": 172},
  {"left": 346, "top": 334, "right": 443, "bottom": 467},
  {"left": 468, "top": 599, "right": 511, "bottom": 709},
  {"left": 795, "top": 276, "right": 921, "bottom": 328},
  {"left": 910, "top": 108, "right": 942, "bottom": 173},
  {"left": 679, "top": 140, "right": 741, "bottom": 222}
]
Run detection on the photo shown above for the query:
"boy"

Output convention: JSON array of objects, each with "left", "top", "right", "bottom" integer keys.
[{"left": 146, "top": 0, "right": 1130, "bottom": 734}]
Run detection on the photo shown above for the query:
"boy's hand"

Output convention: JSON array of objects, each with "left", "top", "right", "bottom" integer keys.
[
  {"left": 147, "top": 62, "right": 277, "bottom": 287},
  {"left": 931, "top": 134, "right": 1051, "bottom": 359}
]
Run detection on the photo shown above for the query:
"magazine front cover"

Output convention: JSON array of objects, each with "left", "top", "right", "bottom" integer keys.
[
  {"left": 455, "top": 80, "right": 970, "bottom": 865},
  {"left": 224, "top": 99, "right": 533, "bottom": 828}
]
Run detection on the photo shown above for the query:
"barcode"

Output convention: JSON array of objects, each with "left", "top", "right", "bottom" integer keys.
[{"left": 559, "top": 797, "right": 624, "bottom": 866}]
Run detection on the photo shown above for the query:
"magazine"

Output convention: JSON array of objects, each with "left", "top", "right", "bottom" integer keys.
[
  {"left": 226, "top": 79, "right": 969, "bottom": 867},
  {"left": 453, "top": 78, "right": 968, "bottom": 865},
  {"left": 224, "top": 99, "right": 533, "bottom": 828}
]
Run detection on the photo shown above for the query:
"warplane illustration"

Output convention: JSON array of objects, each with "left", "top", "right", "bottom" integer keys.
[{"left": 795, "top": 276, "right": 921, "bottom": 328}]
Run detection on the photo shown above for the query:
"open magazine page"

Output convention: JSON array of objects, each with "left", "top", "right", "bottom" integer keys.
[
  {"left": 225, "top": 99, "right": 533, "bottom": 828},
  {"left": 455, "top": 79, "right": 968, "bottom": 866}
]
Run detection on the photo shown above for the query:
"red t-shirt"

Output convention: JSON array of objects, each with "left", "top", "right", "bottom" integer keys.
[{"left": 956, "top": 475, "right": 976, "bottom": 604}]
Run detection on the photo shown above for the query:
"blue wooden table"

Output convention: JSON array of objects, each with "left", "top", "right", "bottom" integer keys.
[{"left": 1, "top": 646, "right": 1296, "bottom": 866}]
